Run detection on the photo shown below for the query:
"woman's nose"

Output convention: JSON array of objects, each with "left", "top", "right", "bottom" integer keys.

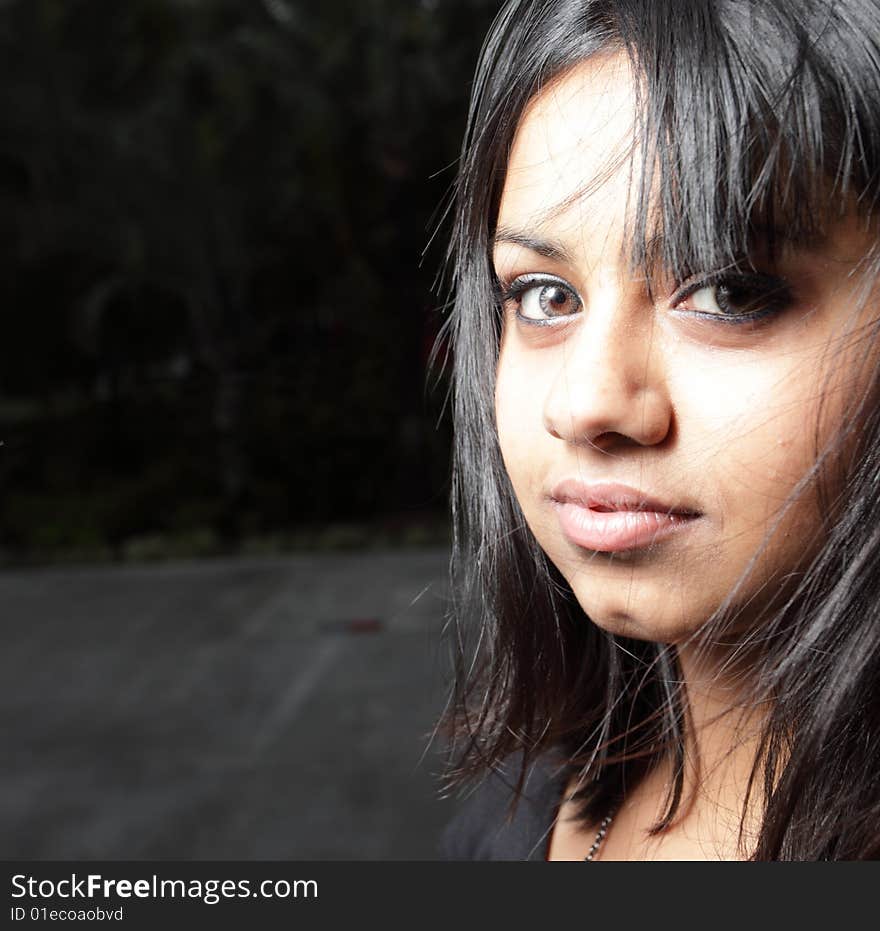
[{"left": 542, "top": 298, "right": 672, "bottom": 450}]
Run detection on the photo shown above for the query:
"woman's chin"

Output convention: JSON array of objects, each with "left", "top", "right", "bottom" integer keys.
[{"left": 569, "top": 586, "right": 715, "bottom": 644}]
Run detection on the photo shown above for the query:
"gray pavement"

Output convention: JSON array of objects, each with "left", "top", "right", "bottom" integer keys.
[{"left": 1, "top": 548, "right": 463, "bottom": 859}]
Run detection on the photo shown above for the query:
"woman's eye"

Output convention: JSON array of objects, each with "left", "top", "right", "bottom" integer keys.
[
  {"left": 503, "top": 276, "right": 582, "bottom": 322},
  {"left": 673, "top": 273, "right": 793, "bottom": 323}
]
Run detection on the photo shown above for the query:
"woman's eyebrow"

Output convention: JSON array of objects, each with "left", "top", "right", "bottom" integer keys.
[{"left": 492, "top": 226, "right": 575, "bottom": 263}]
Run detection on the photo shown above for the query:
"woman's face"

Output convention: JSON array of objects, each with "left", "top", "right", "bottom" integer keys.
[{"left": 493, "top": 55, "right": 880, "bottom": 644}]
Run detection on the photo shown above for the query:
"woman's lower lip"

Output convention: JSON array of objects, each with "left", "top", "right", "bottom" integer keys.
[{"left": 553, "top": 501, "right": 700, "bottom": 552}]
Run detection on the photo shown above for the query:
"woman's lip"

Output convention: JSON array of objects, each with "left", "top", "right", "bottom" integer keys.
[
  {"left": 549, "top": 480, "right": 701, "bottom": 516},
  {"left": 549, "top": 480, "right": 702, "bottom": 553},
  {"left": 553, "top": 501, "right": 700, "bottom": 553}
]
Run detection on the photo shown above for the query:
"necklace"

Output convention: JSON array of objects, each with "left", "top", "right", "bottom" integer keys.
[{"left": 584, "top": 810, "right": 615, "bottom": 861}]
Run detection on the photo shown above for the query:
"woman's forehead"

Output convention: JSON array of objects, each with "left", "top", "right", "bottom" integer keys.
[{"left": 498, "top": 55, "right": 645, "bottom": 253}]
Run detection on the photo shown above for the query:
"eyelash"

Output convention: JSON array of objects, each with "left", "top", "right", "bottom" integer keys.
[
  {"left": 498, "top": 274, "right": 581, "bottom": 327},
  {"left": 670, "top": 271, "right": 794, "bottom": 325},
  {"left": 498, "top": 271, "right": 794, "bottom": 327}
]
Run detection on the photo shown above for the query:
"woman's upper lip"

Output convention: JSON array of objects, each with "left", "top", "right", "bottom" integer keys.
[{"left": 549, "top": 479, "right": 702, "bottom": 516}]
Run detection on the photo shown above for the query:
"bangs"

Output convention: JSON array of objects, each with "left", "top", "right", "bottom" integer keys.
[
  {"left": 614, "top": 0, "right": 880, "bottom": 278},
  {"left": 464, "top": 1, "right": 880, "bottom": 284}
]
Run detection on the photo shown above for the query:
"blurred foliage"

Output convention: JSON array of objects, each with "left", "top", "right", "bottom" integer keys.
[{"left": 0, "top": 0, "right": 498, "bottom": 561}]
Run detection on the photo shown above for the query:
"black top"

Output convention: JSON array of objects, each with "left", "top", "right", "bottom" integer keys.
[{"left": 439, "top": 755, "right": 570, "bottom": 861}]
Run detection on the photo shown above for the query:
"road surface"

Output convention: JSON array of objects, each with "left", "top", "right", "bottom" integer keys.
[{"left": 1, "top": 548, "right": 463, "bottom": 859}]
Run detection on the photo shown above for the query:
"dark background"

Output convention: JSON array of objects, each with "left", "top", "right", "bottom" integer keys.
[
  {"left": 0, "top": 0, "right": 498, "bottom": 564},
  {"left": 1, "top": 0, "right": 500, "bottom": 859}
]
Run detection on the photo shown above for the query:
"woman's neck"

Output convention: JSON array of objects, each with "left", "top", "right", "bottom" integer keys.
[
  {"left": 549, "top": 641, "right": 771, "bottom": 860},
  {"left": 624, "top": 641, "right": 770, "bottom": 859}
]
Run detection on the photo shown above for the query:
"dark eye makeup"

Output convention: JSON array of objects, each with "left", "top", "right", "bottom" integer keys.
[
  {"left": 498, "top": 273, "right": 582, "bottom": 325},
  {"left": 670, "top": 271, "right": 795, "bottom": 324},
  {"left": 496, "top": 269, "right": 795, "bottom": 327}
]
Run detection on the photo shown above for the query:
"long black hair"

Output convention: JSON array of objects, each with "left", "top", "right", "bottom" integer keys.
[{"left": 438, "top": 0, "right": 880, "bottom": 860}]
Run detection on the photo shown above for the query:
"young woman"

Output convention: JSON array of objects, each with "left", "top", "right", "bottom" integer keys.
[{"left": 437, "top": 0, "right": 880, "bottom": 860}]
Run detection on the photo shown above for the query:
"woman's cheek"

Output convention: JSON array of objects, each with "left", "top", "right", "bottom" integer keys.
[
  {"left": 495, "top": 351, "right": 547, "bottom": 491},
  {"left": 685, "top": 357, "right": 821, "bottom": 532}
]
